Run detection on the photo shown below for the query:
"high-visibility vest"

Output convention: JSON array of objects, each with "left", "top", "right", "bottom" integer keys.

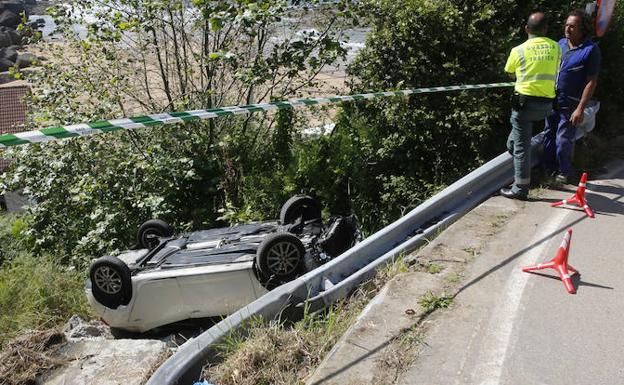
[{"left": 505, "top": 37, "right": 561, "bottom": 98}]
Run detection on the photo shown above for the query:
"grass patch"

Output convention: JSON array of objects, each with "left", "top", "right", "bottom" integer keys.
[
  {"left": 0, "top": 213, "right": 94, "bottom": 348},
  {"left": 489, "top": 213, "right": 509, "bottom": 230},
  {"left": 418, "top": 292, "right": 454, "bottom": 312},
  {"left": 444, "top": 272, "right": 464, "bottom": 284},
  {"left": 203, "top": 301, "right": 363, "bottom": 385},
  {"left": 461, "top": 246, "right": 479, "bottom": 262},
  {"left": 426, "top": 262, "right": 443, "bottom": 274},
  {"left": 398, "top": 325, "right": 425, "bottom": 348},
  {"left": 528, "top": 185, "right": 549, "bottom": 199},
  {"left": 0, "top": 254, "right": 94, "bottom": 347}
]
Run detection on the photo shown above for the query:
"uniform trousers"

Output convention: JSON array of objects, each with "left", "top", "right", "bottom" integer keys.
[{"left": 507, "top": 99, "right": 553, "bottom": 195}]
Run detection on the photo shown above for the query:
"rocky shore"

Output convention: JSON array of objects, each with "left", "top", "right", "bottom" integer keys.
[{"left": 0, "top": 0, "right": 48, "bottom": 73}]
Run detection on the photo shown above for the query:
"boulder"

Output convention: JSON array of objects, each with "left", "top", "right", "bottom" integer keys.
[
  {"left": 16, "top": 52, "right": 37, "bottom": 68},
  {"left": 0, "top": 46, "right": 18, "bottom": 62},
  {"left": 0, "top": 26, "right": 22, "bottom": 46},
  {"left": 0, "top": 30, "right": 11, "bottom": 48},
  {"left": 0, "top": 10, "right": 20, "bottom": 29},
  {"left": 63, "top": 315, "right": 113, "bottom": 341},
  {"left": 0, "top": 57, "right": 13, "bottom": 71},
  {"left": 0, "top": 46, "right": 18, "bottom": 71},
  {"left": 1, "top": 2, "right": 27, "bottom": 17},
  {"left": 40, "top": 339, "right": 169, "bottom": 385}
]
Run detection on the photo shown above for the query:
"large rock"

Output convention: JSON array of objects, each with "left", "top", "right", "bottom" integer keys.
[
  {"left": 0, "top": 30, "right": 10, "bottom": 48},
  {"left": 1, "top": 26, "right": 22, "bottom": 45},
  {"left": 63, "top": 315, "right": 113, "bottom": 341},
  {"left": 0, "top": 46, "right": 18, "bottom": 62},
  {"left": 1, "top": 1, "right": 27, "bottom": 17},
  {"left": 16, "top": 52, "right": 37, "bottom": 68},
  {"left": 0, "top": 56, "right": 14, "bottom": 71},
  {"left": 40, "top": 339, "right": 169, "bottom": 385},
  {"left": 0, "top": 10, "right": 20, "bottom": 29}
]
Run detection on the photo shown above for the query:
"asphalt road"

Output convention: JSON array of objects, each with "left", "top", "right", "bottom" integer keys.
[{"left": 397, "top": 159, "right": 624, "bottom": 385}]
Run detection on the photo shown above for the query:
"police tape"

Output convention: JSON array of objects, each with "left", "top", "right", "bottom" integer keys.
[{"left": 0, "top": 82, "right": 514, "bottom": 149}]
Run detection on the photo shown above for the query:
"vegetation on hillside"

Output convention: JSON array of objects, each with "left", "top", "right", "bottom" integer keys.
[
  {"left": 0, "top": 1, "right": 622, "bottom": 340},
  {"left": 0, "top": 214, "right": 92, "bottom": 348}
]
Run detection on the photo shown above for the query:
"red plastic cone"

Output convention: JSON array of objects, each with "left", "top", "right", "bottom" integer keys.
[
  {"left": 551, "top": 172, "right": 594, "bottom": 218},
  {"left": 522, "top": 229, "right": 579, "bottom": 294}
]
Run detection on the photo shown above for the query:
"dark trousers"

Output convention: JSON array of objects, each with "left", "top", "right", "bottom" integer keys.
[{"left": 542, "top": 103, "right": 577, "bottom": 177}]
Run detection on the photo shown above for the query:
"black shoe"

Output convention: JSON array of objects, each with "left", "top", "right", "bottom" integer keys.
[{"left": 499, "top": 188, "right": 527, "bottom": 201}]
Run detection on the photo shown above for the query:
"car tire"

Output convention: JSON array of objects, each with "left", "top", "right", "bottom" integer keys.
[
  {"left": 89, "top": 256, "right": 132, "bottom": 309},
  {"left": 137, "top": 219, "right": 174, "bottom": 250},
  {"left": 256, "top": 233, "right": 306, "bottom": 286},
  {"left": 279, "top": 195, "right": 322, "bottom": 225}
]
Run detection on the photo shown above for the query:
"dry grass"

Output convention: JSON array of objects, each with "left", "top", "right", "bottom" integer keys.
[
  {"left": 0, "top": 329, "right": 67, "bottom": 385},
  {"left": 201, "top": 256, "right": 409, "bottom": 385}
]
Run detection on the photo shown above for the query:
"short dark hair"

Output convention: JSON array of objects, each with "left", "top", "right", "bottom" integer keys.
[
  {"left": 527, "top": 12, "right": 548, "bottom": 35},
  {"left": 568, "top": 9, "right": 593, "bottom": 38}
]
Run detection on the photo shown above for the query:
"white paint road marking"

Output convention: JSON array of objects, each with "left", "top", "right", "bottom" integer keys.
[{"left": 476, "top": 208, "right": 569, "bottom": 385}]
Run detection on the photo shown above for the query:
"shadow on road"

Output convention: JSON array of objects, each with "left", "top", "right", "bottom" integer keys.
[
  {"left": 454, "top": 214, "right": 588, "bottom": 298},
  {"left": 524, "top": 271, "right": 614, "bottom": 291}
]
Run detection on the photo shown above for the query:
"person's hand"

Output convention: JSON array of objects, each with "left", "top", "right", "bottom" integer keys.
[{"left": 570, "top": 107, "right": 584, "bottom": 126}]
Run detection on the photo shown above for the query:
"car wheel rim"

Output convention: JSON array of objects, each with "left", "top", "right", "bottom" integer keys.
[
  {"left": 266, "top": 241, "right": 301, "bottom": 275},
  {"left": 94, "top": 266, "right": 123, "bottom": 295},
  {"left": 142, "top": 229, "right": 160, "bottom": 248}
]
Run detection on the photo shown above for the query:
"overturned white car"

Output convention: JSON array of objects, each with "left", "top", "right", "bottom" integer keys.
[{"left": 86, "top": 195, "right": 359, "bottom": 333}]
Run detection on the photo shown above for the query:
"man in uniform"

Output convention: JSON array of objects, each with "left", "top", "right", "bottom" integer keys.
[
  {"left": 542, "top": 10, "right": 601, "bottom": 183},
  {"left": 500, "top": 12, "right": 561, "bottom": 200}
]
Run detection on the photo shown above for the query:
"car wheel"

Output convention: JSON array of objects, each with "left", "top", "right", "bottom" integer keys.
[
  {"left": 279, "top": 195, "right": 322, "bottom": 225},
  {"left": 89, "top": 256, "right": 132, "bottom": 309},
  {"left": 137, "top": 219, "right": 174, "bottom": 250},
  {"left": 256, "top": 233, "right": 306, "bottom": 286}
]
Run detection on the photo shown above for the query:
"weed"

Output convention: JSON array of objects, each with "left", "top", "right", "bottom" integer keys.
[
  {"left": 528, "top": 185, "right": 548, "bottom": 199},
  {"left": 202, "top": 255, "right": 411, "bottom": 385},
  {"left": 399, "top": 325, "right": 425, "bottom": 348},
  {"left": 427, "top": 263, "right": 443, "bottom": 274},
  {"left": 418, "top": 292, "right": 454, "bottom": 312},
  {"left": 444, "top": 272, "right": 464, "bottom": 284},
  {"left": 490, "top": 213, "right": 509, "bottom": 229},
  {"left": 0, "top": 254, "right": 93, "bottom": 348},
  {"left": 462, "top": 246, "right": 479, "bottom": 261},
  {"left": 203, "top": 304, "right": 362, "bottom": 385}
]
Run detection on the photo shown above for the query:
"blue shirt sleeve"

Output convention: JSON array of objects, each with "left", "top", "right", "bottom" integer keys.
[{"left": 586, "top": 44, "right": 601, "bottom": 77}]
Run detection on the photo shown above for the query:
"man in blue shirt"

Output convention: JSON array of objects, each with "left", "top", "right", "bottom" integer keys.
[{"left": 542, "top": 10, "right": 601, "bottom": 183}]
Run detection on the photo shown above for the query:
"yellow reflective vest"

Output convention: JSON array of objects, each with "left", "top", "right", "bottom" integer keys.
[{"left": 505, "top": 37, "right": 561, "bottom": 98}]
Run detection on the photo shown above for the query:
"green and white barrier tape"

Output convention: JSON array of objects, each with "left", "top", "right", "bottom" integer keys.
[{"left": 0, "top": 82, "right": 514, "bottom": 149}]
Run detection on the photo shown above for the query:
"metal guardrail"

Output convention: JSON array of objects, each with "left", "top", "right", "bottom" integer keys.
[{"left": 147, "top": 133, "right": 550, "bottom": 385}]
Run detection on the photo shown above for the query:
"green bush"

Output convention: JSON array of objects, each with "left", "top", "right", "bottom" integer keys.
[
  {"left": 293, "top": 0, "right": 624, "bottom": 232},
  {"left": 1, "top": 124, "right": 224, "bottom": 267},
  {"left": 0, "top": 0, "right": 357, "bottom": 265},
  {"left": 0, "top": 213, "right": 32, "bottom": 266}
]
